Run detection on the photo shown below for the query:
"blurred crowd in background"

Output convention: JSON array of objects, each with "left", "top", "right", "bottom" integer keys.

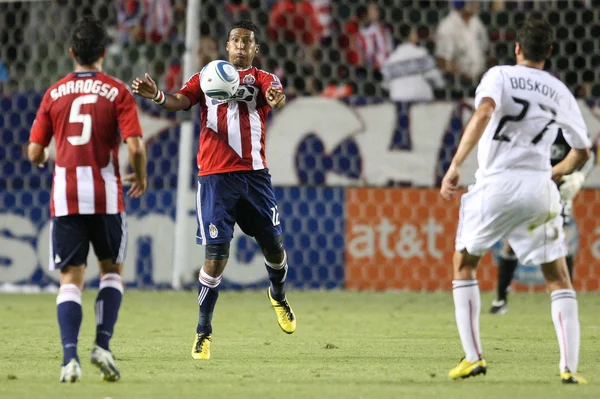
[{"left": 1, "top": 0, "right": 599, "bottom": 101}]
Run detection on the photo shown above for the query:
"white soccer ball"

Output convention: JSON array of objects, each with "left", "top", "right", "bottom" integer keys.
[{"left": 200, "top": 60, "right": 240, "bottom": 101}]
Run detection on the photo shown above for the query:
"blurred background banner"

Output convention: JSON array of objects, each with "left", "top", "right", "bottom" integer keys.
[
  {"left": 267, "top": 97, "right": 600, "bottom": 187},
  {"left": 345, "top": 188, "right": 600, "bottom": 292},
  {"left": 0, "top": 186, "right": 345, "bottom": 289},
  {"left": 1, "top": 0, "right": 600, "bottom": 291},
  {"left": 3, "top": 183, "right": 600, "bottom": 291}
]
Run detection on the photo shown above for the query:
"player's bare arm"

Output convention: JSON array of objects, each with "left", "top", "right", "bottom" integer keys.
[
  {"left": 440, "top": 98, "right": 495, "bottom": 200},
  {"left": 131, "top": 73, "right": 191, "bottom": 111},
  {"left": 27, "top": 142, "right": 49, "bottom": 166},
  {"left": 552, "top": 147, "right": 590, "bottom": 183},
  {"left": 123, "top": 136, "right": 148, "bottom": 198},
  {"left": 266, "top": 87, "right": 285, "bottom": 109}
]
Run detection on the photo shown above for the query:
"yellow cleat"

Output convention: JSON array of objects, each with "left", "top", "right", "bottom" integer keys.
[
  {"left": 449, "top": 358, "right": 487, "bottom": 380},
  {"left": 561, "top": 370, "right": 588, "bottom": 384},
  {"left": 267, "top": 288, "right": 296, "bottom": 334},
  {"left": 191, "top": 333, "right": 211, "bottom": 360}
]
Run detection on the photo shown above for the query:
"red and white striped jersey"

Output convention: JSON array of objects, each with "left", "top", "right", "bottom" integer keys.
[
  {"left": 311, "top": 0, "right": 333, "bottom": 37},
  {"left": 178, "top": 66, "right": 282, "bottom": 176},
  {"left": 353, "top": 23, "right": 394, "bottom": 69},
  {"left": 29, "top": 71, "right": 142, "bottom": 217}
]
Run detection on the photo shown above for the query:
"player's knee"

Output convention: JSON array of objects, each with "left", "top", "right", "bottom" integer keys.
[
  {"left": 541, "top": 258, "right": 572, "bottom": 288},
  {"left": 256, "top": 234, "right": 284, "bottom": 263},
  {"left": 453, "top": 250, "right": 480, "bottom": 278},
  {"left": 60, "top": 265, "right": 86, "bottom": 289},
  {"left": 206, "top": 243, "right": 230, "bottom": 260},
  {"left": 99, "top": 259, "right": 122, "bottom": 275}
]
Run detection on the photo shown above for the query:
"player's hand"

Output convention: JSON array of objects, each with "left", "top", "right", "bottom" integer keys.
[
  {"left": 123, "top": 173, "right": 147, "bottom": 198},
  {"left": 132, "top": 73, "right": 158, "bottom": 99},
  {"left": 37, "top": 147, "right": 50, "bottom": 168},
  {"left": 559, "top": 171, "right": 585, "bottom": 201},
  {"left": 266, "top": 87, "right": 285, "bottom": 108},
  {"left": 440, "top": 163, "right": 461, "bottom": 200}
]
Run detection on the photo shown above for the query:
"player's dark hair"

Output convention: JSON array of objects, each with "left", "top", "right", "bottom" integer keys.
[
  {"left": 229, "top": 20, "right": 260, "bottom": 43},
  {"left": 70, "top": 16, "right": 108, "bottom": 65},
  {"left": 516, "top": 17, "right": 553, "bottom": 63}
]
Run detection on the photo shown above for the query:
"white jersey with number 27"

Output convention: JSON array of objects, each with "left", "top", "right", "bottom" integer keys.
[{"left": 474, "top": 64, "right": 591, "bottom": 180}]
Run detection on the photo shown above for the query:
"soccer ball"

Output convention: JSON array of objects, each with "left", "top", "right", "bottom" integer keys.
[{"left": 200, "top": 60, "right": 240, "bottom": 101}]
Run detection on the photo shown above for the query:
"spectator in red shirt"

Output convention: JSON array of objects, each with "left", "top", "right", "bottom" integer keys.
[
  {"left": 116, "top": 0, "right": 175, "bottom": 44},
  {"left": 268, "top": 0, "right": 323, "bottom": 46},
  {"left": 344, "top": 1, "right": 394, "bottom": 70}
]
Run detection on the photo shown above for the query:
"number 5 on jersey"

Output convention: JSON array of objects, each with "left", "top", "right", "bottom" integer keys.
[{"left": 68, "top": 94, "right": 98, "bottom": 146}]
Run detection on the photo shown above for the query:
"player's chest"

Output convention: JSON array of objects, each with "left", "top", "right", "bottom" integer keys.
[{"left": 207, "top": 84, "right": 260, "bottom": 108}]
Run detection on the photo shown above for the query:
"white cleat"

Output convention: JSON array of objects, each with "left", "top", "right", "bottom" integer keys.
[
  {"left": 90, "top": 344, "right": 121, "bottom": 382},
  {"left": 59, "top": 359, "right": 82, "bottom": 383}
]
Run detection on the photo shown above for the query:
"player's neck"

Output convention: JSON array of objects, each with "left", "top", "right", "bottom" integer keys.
[
  {"left": 517, "top": 60, "right": 545, "bottom": 70},
  {"left": 233, "top": 64, "right": 252, "bottom": 71},
  {"left": 75, "top": 63, "right": 103, "bottom": 73}
]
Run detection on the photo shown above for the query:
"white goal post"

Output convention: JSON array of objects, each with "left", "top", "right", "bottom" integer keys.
[{"left": 172, "top": 0, "right": 201, "bottom": 289}]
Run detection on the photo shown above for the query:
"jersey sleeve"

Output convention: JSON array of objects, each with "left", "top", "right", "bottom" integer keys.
[
  {"left": 474, "top": 66, "right": 504, "bottom": 109},
  {"left": 29, "top": 90, "right": 54, "bottom": 147},
  {"left": 258, "top": 71, "right": 283, "bottom": 98},
  {"left": 117, "top": 85, "right": 143, "bottom": 140},
  {"left": 177, "top": 73, "right": 203, "bottom": 110},
  {"left": 558, "top": 95, "right": 591, "bottom": 149}
]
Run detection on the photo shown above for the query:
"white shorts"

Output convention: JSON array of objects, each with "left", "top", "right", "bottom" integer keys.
[{"left": 455, "top": 175, "right": 567, "bottom": 265}]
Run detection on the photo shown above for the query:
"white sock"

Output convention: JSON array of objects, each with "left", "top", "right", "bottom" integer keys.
[
  {"left": 57, "top": 284, "right": 82, "bottom": 305},
  {"left": 551, "top": 289, "right": 580, "bottom": 373},
  {"left": 452, "top": 279, "right": 482, "bottom": 362},
  {"left": 99, "top": 273, "right": 124, "bottom": 294}
]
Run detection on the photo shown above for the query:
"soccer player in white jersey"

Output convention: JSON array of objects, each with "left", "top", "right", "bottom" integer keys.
[
  {"left": 28, "top": 16, "right": 147, "bottom": 383},
  {"left": 440, "top": 18, "right": 590, "bottom": 384},
  {"left": 132, "top": 20, "right": 295, "bottom": 360},
  {"left": 489, "top": 138, "right": 595, "bottom": 315}
]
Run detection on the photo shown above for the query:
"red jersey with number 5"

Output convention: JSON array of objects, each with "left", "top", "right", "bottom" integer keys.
[
  {"left": 177, "top": 66, "right": 282, "bottom": 176},
  {"left": 29, "top": 71, "right": 142, "bottom": 217}
]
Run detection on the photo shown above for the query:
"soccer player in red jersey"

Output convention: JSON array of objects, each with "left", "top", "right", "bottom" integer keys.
[
  {"left": 132, "top": 20, "right": 295, "bottom": 360},
  {"left": 28, "top": 16, "right": 147, "bottom": 382}
]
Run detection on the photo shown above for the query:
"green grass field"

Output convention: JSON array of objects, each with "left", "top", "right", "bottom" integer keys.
[{"left": 1, "top": 291, "right": 598, "bottom": 399}]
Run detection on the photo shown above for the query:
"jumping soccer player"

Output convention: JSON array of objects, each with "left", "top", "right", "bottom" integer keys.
[
  {"left": 131, "top": 20, "right": 295, "bottom": 360},
  {"left": 490, "top": 140, "right": 595, "bottom": 315},
  {"left": 28, "top": 16, "right": 147, "bottom": 382},
  {"left": 440, "top": 17, "right": 589, "bottom": 384}
]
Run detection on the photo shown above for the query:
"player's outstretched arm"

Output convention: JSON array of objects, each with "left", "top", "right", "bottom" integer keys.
[
  {"left": 552, "top": 147, "right": 590, "bottom": 183},
  {"left": 123, "top": 136, "right": 147, "bottom": 198},
  {"left": 440, "top": 98, "right": 495, "bottom": 200},
  {"left": 131, "top": 73, "right": 191, "bottom": 112}
]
